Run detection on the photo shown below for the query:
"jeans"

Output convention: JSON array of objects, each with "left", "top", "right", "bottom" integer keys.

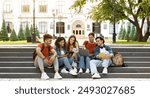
[
  {"left": 90, "top": 59, "right": 112, "bottom": 74},
  {"left": 79, "top": 56, "right": 90, "bottom": 69},
  {"left": 58, "top": 57, "right": 73, "bottom": 70},
  {"left": 34, "top": 56, "right": 59, "bottom": 73}
]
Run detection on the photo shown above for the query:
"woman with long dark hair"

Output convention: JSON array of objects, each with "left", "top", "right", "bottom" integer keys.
[{"left": 54, "top": 37, "right": 77, "bottom": 75}]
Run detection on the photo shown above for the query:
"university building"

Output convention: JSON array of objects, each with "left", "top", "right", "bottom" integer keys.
[{"left": 0, "top": 0, "right": 124, "bottom": 39}]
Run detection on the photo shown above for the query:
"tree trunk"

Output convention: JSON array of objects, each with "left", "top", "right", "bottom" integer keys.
[
  {"left": 143, "top": 18, "right": 150, "bottom": 42},
  {"left": 136, "top": 27, "right": 143, "bottom": 42}
]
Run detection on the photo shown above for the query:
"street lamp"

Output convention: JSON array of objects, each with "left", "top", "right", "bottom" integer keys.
[
  {"left": 32, "top": 0, "right": 36, "bottom": 43},
  {"left": 52, "top": 9, "right": 56, "bottom": 39},
  {"left": 112, "top": 0, "right": 116, "bottom": 43}
]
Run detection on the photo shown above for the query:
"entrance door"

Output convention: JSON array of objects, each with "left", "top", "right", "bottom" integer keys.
[{"left": 72, "top": 20, "right": 85, "bottom": 38}]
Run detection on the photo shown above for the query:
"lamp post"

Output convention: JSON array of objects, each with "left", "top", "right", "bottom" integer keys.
[
  {"left": 32, "top": 0, "right": 36, "bottom": 43},
  {"left": 52, "top": 9, "right": 56, "bottom": 39},
  {"left": 112, "top": 0, "right": 116, "bottom": 43}
]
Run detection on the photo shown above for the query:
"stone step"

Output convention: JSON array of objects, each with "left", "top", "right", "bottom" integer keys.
[
  {"left": 0, "top": 67, "right": 150, "bottom": 73},
  {"left": 0, "top": 73, "right": 150, "bottom": 78},
  {"left": 0, "top": 61, "right": 150, "bottom": 67},
  {"left": 0, "top": 56, "right": 149, "bottom": 62},
  {"left": 1, "top": 47, "right": 150, "bottom": 52}
]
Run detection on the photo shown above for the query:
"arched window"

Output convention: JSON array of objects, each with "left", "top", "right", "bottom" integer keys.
[{"left": 56, "top": 22, "right": 65, "bottom": 34}]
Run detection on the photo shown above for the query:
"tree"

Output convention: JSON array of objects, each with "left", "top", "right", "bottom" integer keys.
[
  {"left": 0, "top": 31, "right": 2, "bottom": 41},
  {"left": 18, "top": 24, "right": 25, "bottom": 40},
  {"left": 71, "top": 0, "right": 150, "bottom": 42},
  {"left": 122, "top": 28, "right": 126, "bottom": 40},
  {"left": 125, "top": 24, "right": 131, "bottom": 42},
  {"left": 10, "top": 29, "right": 18, "bottom": 41},
  {"left": 118, "top": 25, "right": 124, "bottom": 40},
  {"left": 1, "top": 20, "right": 9, "bottom": 41},
  {"left": 130, "top": 25, "right": 136, "bottom": 41},
  {"left": 35, "top": 27, "right": 40, "bottom": 38},
  {"left": 25, "top": 24, "right": 31, "bottom": 38}
]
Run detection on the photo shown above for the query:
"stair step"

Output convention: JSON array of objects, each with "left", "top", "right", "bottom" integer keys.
[
  {"left": 0, "top": 67, "right": 150, "bottom": 73},
  {"left": 0, "top": 73, "right": 150, "bottom": 78},
  {"left": 112, "top": 48, "right": 150, "bottom": 52}
]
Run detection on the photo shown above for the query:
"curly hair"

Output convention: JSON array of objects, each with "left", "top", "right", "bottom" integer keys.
[{"left": 55, "top": 37, "right": 66, "bottom": 49}]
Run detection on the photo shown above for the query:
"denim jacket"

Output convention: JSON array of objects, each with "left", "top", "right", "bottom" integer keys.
[
  {"left": 54, "top": 46, "right": 67, "bottom": 57},
  {"left": 93, "top": 44, "right": 113, "bottom": 60}
]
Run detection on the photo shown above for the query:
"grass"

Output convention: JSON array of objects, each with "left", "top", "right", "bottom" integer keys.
[
  {"left": 0, "top": 40, "right": 32, "bottom": 44},
  {"left": 115, "top": 40, "right": 150, "bottom": 44}
]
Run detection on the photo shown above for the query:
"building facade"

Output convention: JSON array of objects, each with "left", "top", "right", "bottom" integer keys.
[{"left": 0, "top": 0, "right": 120, "bottom": 38}]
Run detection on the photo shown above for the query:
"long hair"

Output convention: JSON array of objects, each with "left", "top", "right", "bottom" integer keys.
[
  {"left": 55, "top": 37, "right": 66, "bottom": 49},
  {"left": 66, "top": 35, "right": 77, "bottom": 51}
]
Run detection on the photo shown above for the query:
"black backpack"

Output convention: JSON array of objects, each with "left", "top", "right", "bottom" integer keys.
[{"left": 33, "top": 43, "right": 50, "bottom": 60}]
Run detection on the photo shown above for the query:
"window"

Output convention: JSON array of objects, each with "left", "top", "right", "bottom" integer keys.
[
  {"left": 76, "top": 24, "right": 81, "bottom": 28},
  {"left": 56, "top": 22, "right": 65, "bottom": 34},
  {"left": 3, "top": 0, "right": 12, "bottom": 13},
  {"left": 39, "top": 5, "right": 47, "bottom": 13},
  {"left": 67, "top": 25, "right": 70, "bottom": 30},
  {"left": 22, "top": 5, "right": 30, "bottom": 13},
  {"left": 92, "top": 22, "right": 100, "bottom": 33},
  {"left": 39, "top": 22, "right": 48, "bottom": 33},
  {"left": 103, "top": 23, "right": 107, "bottom": 29}
]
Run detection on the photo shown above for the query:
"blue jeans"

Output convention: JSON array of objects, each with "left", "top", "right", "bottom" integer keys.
[
  {"left": 79, "top": 56, "right": 90, "bottom": 69},
  {"left": 90, "top": 59, "right": 112, "bottom": 74},
  {"left": 58, "top": 57, "right": 73, "bottom": 70}
]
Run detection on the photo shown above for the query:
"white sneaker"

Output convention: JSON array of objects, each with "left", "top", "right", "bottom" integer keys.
[
  {"left": 41, "top": 72, "right": 50, "bottom": 80},
  {"left": 61, "top": 68, "right": 69, "bottom": 73},
  {"left": 102, "top": 67, "right": 108, "bottom": 74},
  {"left": 85, "top": 69, "right": 90, "bottom": 73},
  {"left": 79, "top": 68, "right": 83, "bottom": 73},
  {"left": 73, "top": 67, "right": 77, "bottom": 73},
  {"left": 69, "top": 69, "right": 77, "bottom": 75},
  {"left": 54, "top": 72, "right": 62, "bottom": 79},
  {"left": 92, "top": 73, "right": 101, "bottom": 79}
]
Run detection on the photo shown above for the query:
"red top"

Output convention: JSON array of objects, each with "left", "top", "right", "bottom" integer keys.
[
  {"left": 83, "top": 41, "right": 96, "bottom": 54},
  {"left": 38, "top": 43, "right": 53, "bottom": 58}
]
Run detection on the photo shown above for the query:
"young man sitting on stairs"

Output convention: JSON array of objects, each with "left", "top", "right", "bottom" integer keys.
[{"left": 33, "top": 34, "right": 62, "bottom": 80}]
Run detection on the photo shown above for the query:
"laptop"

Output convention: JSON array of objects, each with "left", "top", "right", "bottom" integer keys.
[{"left": 79, "top": 48, "right": 89, "bottom": 56}]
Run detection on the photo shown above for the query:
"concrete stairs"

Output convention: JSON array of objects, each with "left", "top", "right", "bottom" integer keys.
[{"left": 0, "top": 47, "right": 150, "bottom": 78}]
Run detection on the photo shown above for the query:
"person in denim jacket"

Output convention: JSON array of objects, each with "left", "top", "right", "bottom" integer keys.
[
  {"left": 54, "top": 37, "right": 77, "bottom": 76},
  {"left": 90, "top": 35, "right": 113, "bottom": 79}
]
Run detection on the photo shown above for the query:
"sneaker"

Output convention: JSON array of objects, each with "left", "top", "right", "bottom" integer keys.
[
  {"left": 73, "top": 67, "right": 77, "bottom": 73},
  {"left": 79, "top": 68, "right": 83, "bottom": 73},
  {"left": 102, "top": 67, "right": 108, "bottom": 74},
  {"left": 85, "top": 69, "right": 90, "bottom": 73},
  {"left": 54, "top": 72, "right": 62, "bottom": 79},
  {"left": 69, "top": 69, "right": 77, "bottom": 75},
  {"left": 92, "top": 73, "right": 101, "bottom": 79},
  {"left": 41, "top": 72, "right": 50, "bottom": 80},
  {"left": 61, "top": 68, "right": 69, "bottom": 73}
]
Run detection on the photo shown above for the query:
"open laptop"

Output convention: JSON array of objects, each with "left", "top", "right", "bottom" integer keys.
[{"left": 79, "top": 48, "right": 89, "bottom": 56}]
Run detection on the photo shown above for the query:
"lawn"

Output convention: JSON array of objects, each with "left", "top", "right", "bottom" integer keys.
[
  {"left": 0, "top": 40, "right": 32, "bottom": 44},
  {"left": 115, "top": 40, "right": 150, "bottom": 44}
]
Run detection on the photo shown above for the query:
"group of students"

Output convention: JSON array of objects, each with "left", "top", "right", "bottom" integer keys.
[{"left": 33, "top": 33, "right": 117, "bottom": 79}]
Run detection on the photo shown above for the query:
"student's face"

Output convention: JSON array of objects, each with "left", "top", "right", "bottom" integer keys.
[
  {"left": 96, "top": 38, "right": 103, "bottom": 46},
  {"left": 89, "top": 35, "right": 94, "bottom": 42},
  {"left": 45, "top": 38, "right": 52, "bottom": 46},
  {"left": 59, "top": 40, "right": 65, "bottom": 47},
  {"left": 69, "top": 37, "right": 75, "bottom": 44}
]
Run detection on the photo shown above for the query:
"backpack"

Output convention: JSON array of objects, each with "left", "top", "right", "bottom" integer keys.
[
  {"left": 112, "top": 52, "right": 125, "bottom": 67},
  {"left": 33, "top": 43, "right": 50, "bottom": 61}
]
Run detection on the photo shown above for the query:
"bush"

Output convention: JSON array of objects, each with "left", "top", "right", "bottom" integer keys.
[
  {"left": 1, "top": 20, "right": 9, "bottom": 41},
  {"left": 25, "top": 24, "right": 31, "bottom": 38},
  {"left": 18, "top": 24, "right": 25, "bottom": 40},
  {"left": 10, "top": 29, "right": 18, "bottom": 41}
]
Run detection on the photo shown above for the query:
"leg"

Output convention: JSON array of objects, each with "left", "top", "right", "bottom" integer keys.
[
  {"left": 53, "top": 57, "right": 62, "bottom": 79},
  {"left": 90, "top": 60, "right": 102, "bottom": 74},
  {"left": 79, "top": 56, "right": 85, "bottom": 69}
]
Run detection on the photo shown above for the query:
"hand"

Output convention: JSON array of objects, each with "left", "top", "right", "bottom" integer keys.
[{"left": 99, "top": 54, "right": 110, "bottom": 59}]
